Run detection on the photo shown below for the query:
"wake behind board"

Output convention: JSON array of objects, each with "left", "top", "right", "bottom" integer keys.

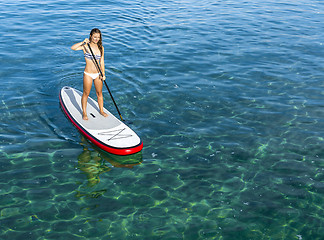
[{"left": 59, "top": 86, "right": 143, "bottom": 155}]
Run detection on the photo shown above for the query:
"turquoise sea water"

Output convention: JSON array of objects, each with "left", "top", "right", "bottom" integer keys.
[{"left": 1, "top": 0, "right": 324, "bottom": 239}]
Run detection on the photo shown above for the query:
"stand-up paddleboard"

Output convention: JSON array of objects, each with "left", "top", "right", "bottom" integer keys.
[{"left": 59, "top": 86, "right": 143, "bottom": 155}]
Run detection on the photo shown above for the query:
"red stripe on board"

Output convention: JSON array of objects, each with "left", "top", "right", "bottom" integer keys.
[{"left": 59, "top": 92, "right": 143, "bottom": 156}]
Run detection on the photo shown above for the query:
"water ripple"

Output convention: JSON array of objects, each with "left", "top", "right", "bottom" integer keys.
[{"left": 0, "top": 0, "right": 324, "bottom": 239}]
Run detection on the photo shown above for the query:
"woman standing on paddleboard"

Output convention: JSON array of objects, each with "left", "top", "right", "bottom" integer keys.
[{"left": 71, "top": 28, "right": 108, "bottom": 120}]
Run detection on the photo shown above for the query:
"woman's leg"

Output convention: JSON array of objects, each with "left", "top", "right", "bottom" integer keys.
[
  {"left": 94, "top": 77, "right": 108, "bottom": 117},
  {"left": 82, "top": 73, "right": 93, "bottom": 120}
]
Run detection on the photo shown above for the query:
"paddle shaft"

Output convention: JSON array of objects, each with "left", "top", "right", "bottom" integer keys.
[{"left": 87, "top": 43, "right": 124, "bottom": 121}]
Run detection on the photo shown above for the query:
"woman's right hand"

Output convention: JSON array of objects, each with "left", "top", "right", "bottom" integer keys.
[
  {"left": 71, "top": 38, "right": 89, "bottom": 50},
  {"left": 82, "top": 38, "right": 90, "bottom": 46}
]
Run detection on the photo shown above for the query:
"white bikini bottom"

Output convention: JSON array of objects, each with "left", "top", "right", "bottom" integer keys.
[{"left": 84, "top": 71, "right": 100, "bottom": 80}]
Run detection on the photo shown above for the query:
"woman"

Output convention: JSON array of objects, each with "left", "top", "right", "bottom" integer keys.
[{"left": 71, "top": 28, "right": 108, "bottom": 120}]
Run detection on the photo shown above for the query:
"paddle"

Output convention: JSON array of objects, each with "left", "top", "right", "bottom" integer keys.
[{"left": 87, "top": 43, "right": 124, "bottom": 121}]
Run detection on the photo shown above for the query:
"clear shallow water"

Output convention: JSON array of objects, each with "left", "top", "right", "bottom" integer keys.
[{"left": 0, "top": 0, "right": 324, "bottom": 239}]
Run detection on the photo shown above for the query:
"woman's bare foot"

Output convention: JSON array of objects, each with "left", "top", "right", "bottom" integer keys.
[
  {"left": 83, "top": 113, "right": 88, "bottom": 120},
  {"left": 100, "top": 111, "right": 108, "bottom": 117}
]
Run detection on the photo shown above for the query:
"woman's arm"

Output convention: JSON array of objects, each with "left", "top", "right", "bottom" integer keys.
[
  {"left": 100, "top": 47, "right": 106, "bottom": 80},
  {"left": 71, "top": 38, "right": 89, "bottom": 51}
]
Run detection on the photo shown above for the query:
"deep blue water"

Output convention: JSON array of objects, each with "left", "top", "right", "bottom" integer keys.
[{"left": 0, "top": 0, "right": 324, "bottom": 239}]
